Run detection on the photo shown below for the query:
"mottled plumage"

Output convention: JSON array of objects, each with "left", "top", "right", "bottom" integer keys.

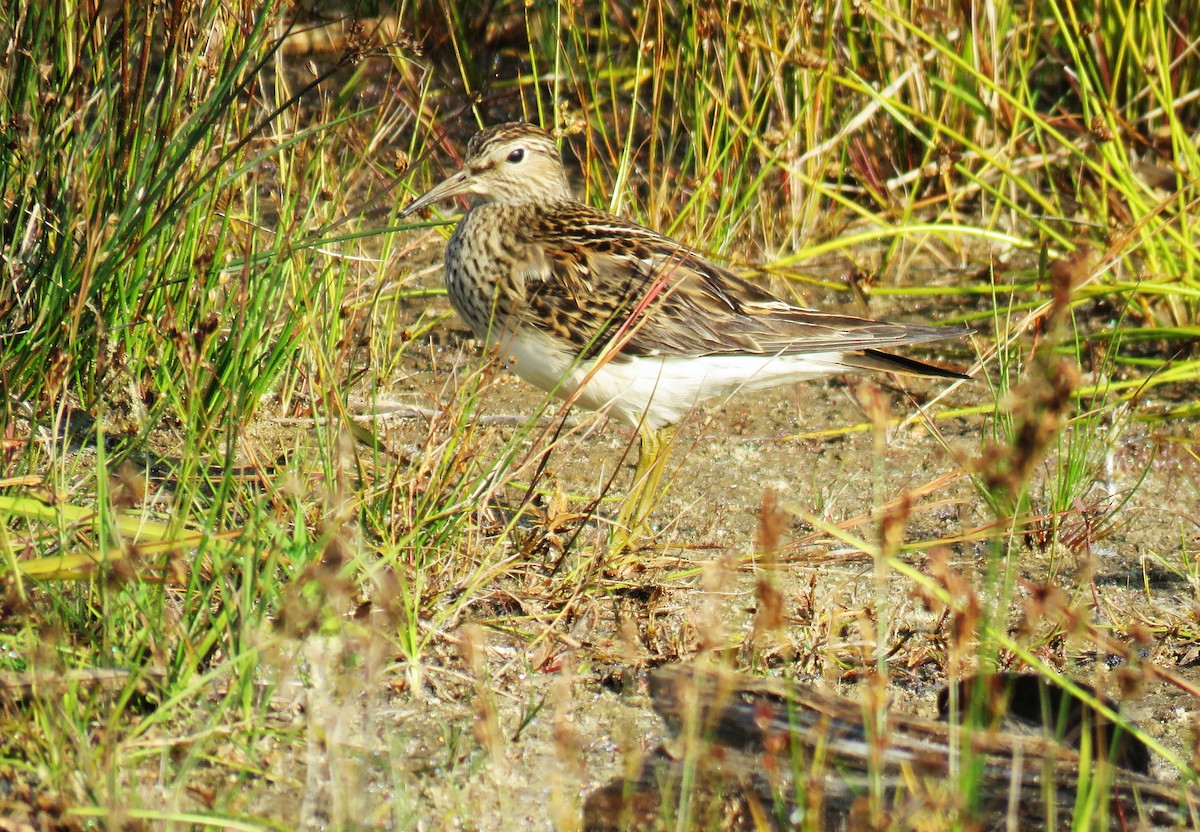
[{"left": 401, "top": 122, "right": 969, "bottom": 543}]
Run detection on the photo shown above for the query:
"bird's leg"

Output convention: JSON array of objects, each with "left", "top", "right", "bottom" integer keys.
[
  {"left": 611, "top": 424, "right": 676, "bottom": 549},
  {"left": 634, "top": 423, "right": 675, "bottom": 530}
]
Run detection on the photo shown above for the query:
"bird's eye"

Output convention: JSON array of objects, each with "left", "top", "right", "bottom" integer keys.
[{"left": 506, "top": 148, "right": 525, "bottom": 164}]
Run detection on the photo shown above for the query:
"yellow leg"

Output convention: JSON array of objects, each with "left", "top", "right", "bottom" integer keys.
[{"left": 612, "top": 424, "right": 676, "bottom": 549}]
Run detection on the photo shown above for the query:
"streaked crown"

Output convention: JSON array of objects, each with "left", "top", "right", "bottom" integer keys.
[{"left": 461, "top": 122, "right": 573, "bottom": 205}]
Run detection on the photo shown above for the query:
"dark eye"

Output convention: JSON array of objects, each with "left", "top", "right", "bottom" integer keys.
[{"left": 506, "top": 148, "right": 525, "bottom": 163}]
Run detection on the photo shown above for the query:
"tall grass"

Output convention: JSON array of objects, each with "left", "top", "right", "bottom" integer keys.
[{"left": 0, "top": 0, "right": 1196, "bottom": 827}]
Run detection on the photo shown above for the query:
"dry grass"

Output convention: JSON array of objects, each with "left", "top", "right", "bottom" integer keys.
[{"left": 0, "top": 0, "right": 1197, "bottom": 828}]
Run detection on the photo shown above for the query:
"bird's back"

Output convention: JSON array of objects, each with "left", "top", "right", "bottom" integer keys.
[{"left": 446, "top": 198, "right": 966, "bottom": 373}]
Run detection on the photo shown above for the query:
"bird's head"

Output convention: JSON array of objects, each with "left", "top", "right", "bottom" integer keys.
[{"left": 400, "top": 122, "right": 573, "bottom": 216}]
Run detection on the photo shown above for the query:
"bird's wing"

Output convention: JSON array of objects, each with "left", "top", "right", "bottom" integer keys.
[{"left": 514, "top": 204, "right": 964, "bottom": 360}]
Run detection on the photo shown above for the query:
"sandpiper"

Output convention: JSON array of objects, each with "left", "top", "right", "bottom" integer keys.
[{"left": 400, "top": 123, "right": 968, "bottom": 544}]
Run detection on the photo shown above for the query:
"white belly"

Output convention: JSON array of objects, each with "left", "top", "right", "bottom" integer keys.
[{"left": 496, "top": 328, "right": 855, "bottom": 431}]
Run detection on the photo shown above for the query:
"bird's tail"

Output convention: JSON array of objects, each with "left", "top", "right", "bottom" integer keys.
[{"left": 846, "top": 348, "right": 972, "bottom": 380}]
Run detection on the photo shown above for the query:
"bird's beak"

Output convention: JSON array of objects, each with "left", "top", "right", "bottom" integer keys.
[{"left": 399, "top": 168, "right": 472, "bottom": 218}]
